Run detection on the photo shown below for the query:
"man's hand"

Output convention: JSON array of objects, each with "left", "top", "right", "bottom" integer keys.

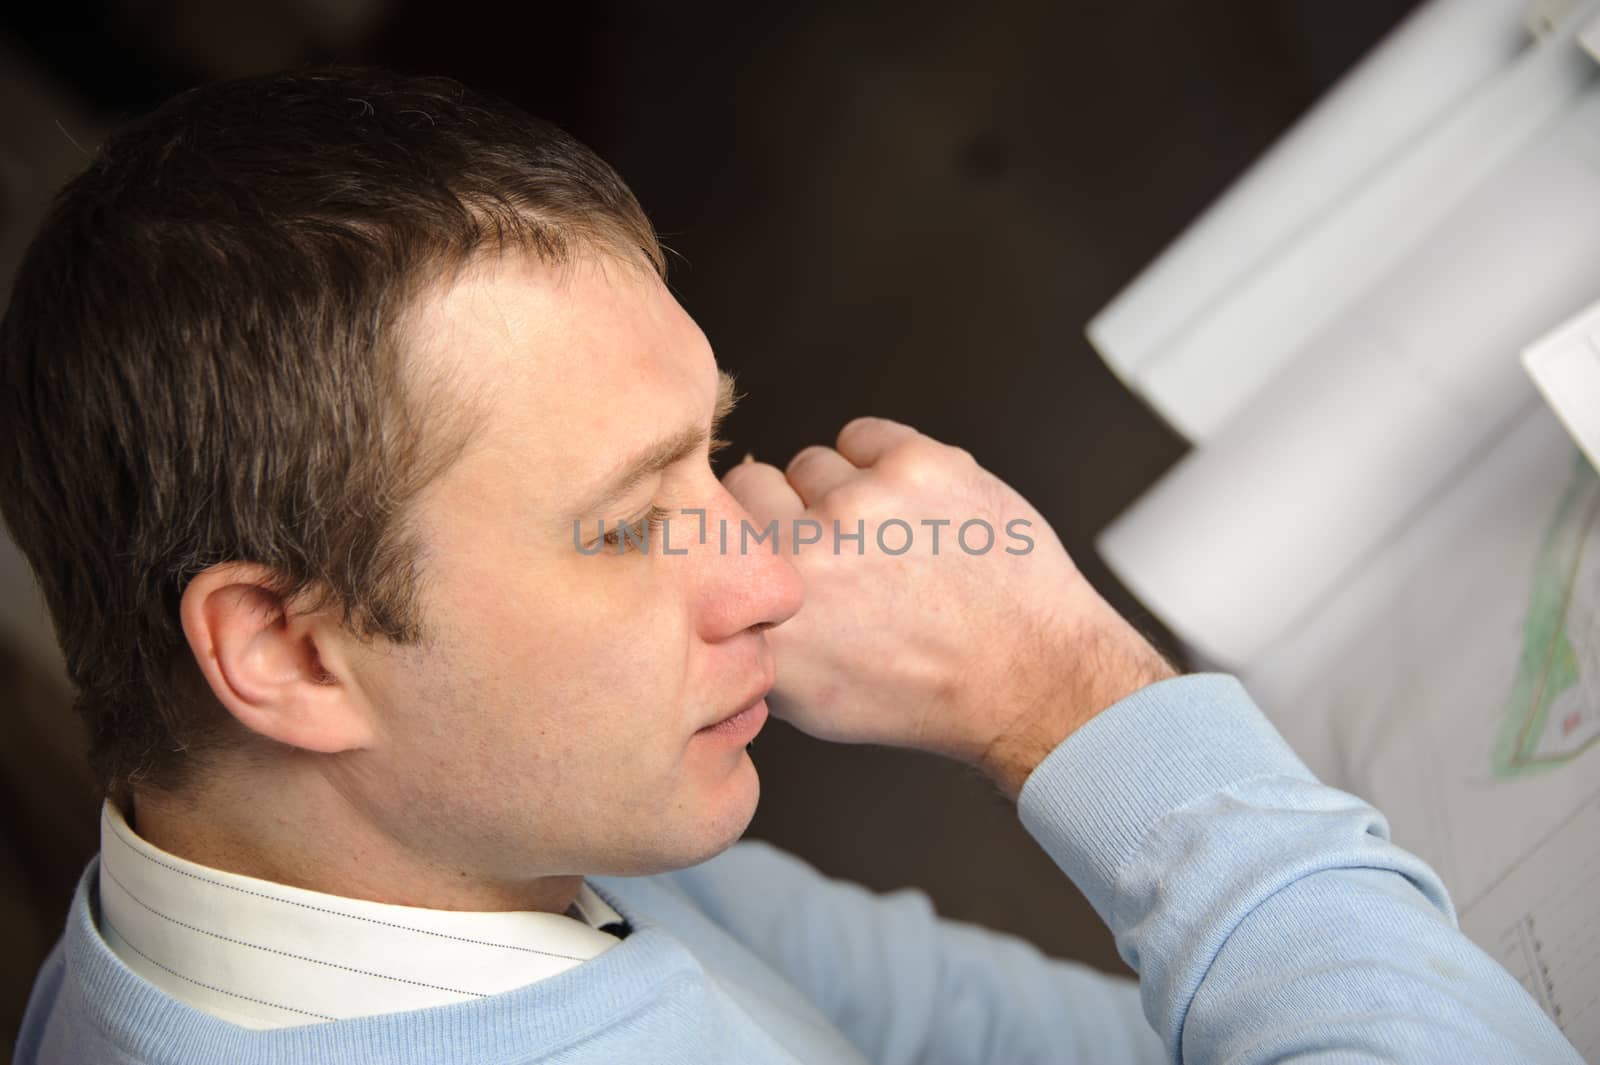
[{"left": 721, "top": 416, "right": 1177, "bottom": 800}]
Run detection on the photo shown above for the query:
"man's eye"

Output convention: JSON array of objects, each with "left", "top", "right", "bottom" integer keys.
[{"left": 600, "top": 505, "right": 671, "bottom": 552}]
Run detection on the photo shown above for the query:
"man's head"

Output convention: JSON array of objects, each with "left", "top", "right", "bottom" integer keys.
[{"left": 0, "top": 67, "right": 802, "bottom": 880}]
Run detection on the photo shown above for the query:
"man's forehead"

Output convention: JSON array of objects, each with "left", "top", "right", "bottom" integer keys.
[
  {"left": 413, "top": 252, "right": 679, "bottom": 367},
  {"left": 565, "top": 369, "right": 739, "bottom": 520},
  {"left": 405, "top": 251, "right": 723, "bottom": 507}
]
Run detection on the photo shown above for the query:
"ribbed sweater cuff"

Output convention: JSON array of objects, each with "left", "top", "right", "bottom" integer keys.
[{"left": 1015, "top": 672, "right": 1316, "bottom": 928}]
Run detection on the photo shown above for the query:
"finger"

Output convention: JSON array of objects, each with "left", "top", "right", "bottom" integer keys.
[
  {"left": 835, "top": 416, "right": 921, "bottom": 468},
  {"left": 721, "top": 460, "right": 805, "bottom": 524},
  {"left": 784, "top": 445, "right": 860, "bottom": 508}
]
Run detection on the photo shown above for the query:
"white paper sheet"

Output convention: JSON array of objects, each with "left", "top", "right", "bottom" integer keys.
[
  {"left": 1098, "top": 84, "right": 1600, "bottom": 667},
  {"left": 1090, "top": 0, "right": 1532, "bottom": 412},
  {"left": 1089, "top": 0, "right": 1596, "bottom": 441}
]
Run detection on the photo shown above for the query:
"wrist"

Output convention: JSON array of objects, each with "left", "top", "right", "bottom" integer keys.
[{"left": 979, "top": 613, "right": 1178, "bottom": 801}]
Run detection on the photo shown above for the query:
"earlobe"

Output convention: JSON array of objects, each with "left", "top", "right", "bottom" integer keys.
[{"left": 179, "top": 563, "right": 374, "bottom": 754}]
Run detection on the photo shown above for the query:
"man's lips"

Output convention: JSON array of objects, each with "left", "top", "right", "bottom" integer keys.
[
  {"left": 695, "top": 697, "right": 769, "bottom": 742},
  {"left": 700, "top": 679, "right": 774, "bottom": 732}
]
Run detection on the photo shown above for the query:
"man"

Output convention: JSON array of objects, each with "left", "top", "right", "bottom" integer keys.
[{"left": 0, "top": 67, "right": 1581, "bottom": 1064}]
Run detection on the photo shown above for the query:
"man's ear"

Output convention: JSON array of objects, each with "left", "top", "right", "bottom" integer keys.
[{"left": 179, "top": 562, "right": 376, "bottom": 754}]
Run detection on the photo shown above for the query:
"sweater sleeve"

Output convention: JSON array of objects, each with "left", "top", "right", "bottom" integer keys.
[
  {"left": 670, "top": 839, "right": 1167, "bottom": 1065},
  {"left": 1016, "top": 671, "right": 1583, "bottom": 1063}
]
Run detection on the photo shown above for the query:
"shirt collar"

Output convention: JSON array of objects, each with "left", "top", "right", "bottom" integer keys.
[{"left": 97, "top": 799, "right": 624, "bottom": 1029}]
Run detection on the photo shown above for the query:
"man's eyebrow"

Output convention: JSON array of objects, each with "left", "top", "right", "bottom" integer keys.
[{"left": 569, "top": 369, "right": 740, "bottom": 519}]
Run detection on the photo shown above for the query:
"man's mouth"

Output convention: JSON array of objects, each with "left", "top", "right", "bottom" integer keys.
[{"left": 697, "top": 677, "right": 774, "bottom": 738}]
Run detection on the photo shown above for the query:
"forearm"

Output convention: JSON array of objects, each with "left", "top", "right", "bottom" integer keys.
[
  {"left": 669, "top": 840, "right": 1167, "bottom": 1065},
  {"left": 1012, "top": 672, "right": 1581, "bottom": 1063}
]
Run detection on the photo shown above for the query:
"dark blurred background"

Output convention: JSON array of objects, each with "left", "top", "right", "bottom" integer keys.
[{"left": 0, "top": 0, "right": 1420, "bottom": 1050}]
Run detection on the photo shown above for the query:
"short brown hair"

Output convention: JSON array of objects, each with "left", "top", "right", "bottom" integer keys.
[{"left": 0, "top": 67, "right": 663, "bottom": 801}]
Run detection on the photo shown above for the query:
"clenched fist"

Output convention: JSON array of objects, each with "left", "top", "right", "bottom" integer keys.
[{"left": 722, "top": 416, "right": 1176, "bottom": 799}]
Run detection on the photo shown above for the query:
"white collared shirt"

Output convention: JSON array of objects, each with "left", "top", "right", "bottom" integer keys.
[{"left": 96, "top": 801, "right": 625, "bottom": 1029}]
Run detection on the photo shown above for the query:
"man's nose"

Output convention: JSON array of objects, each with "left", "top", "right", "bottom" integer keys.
[{"left": 691, "top": 484, "right": 805, "bottom": 642}]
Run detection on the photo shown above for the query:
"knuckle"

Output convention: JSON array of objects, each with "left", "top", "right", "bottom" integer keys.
[
  {"left": 836, "top": 415, "right": 898, "bottom": 449},
  {"left": 785, "top": 445, "right": 832, "bottom": 475},
  {"left": 884, "top": 439, "right": 948, "bottom": 487},
  {"left": 720, "top": 461, "right": 772, "bottom": 497},
  {"left": 825, "top": 478, "right": 868, "bottom": 512},
  {"left": 836, "top": 415, "right": 878, "bottom": 441},
  {"left": 720, "top": 462, "right": 756, "bottom": 490}
]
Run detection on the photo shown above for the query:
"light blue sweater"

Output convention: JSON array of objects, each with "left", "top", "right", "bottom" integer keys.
[{"left": 13, "top": 674, "right": 1583, "bottom": 1064}]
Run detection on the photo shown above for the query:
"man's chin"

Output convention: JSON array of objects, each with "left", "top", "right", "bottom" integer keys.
[
  {"left": 605, "top": 755, "right": 760, "bottom": 876},
  {"left": 678, "top": 753, "right": 761, "bottom": 866}
]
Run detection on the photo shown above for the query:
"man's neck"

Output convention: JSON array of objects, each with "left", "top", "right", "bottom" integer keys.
[{"left": 126, "top": 770, "right": 583, "bottom": 916}]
